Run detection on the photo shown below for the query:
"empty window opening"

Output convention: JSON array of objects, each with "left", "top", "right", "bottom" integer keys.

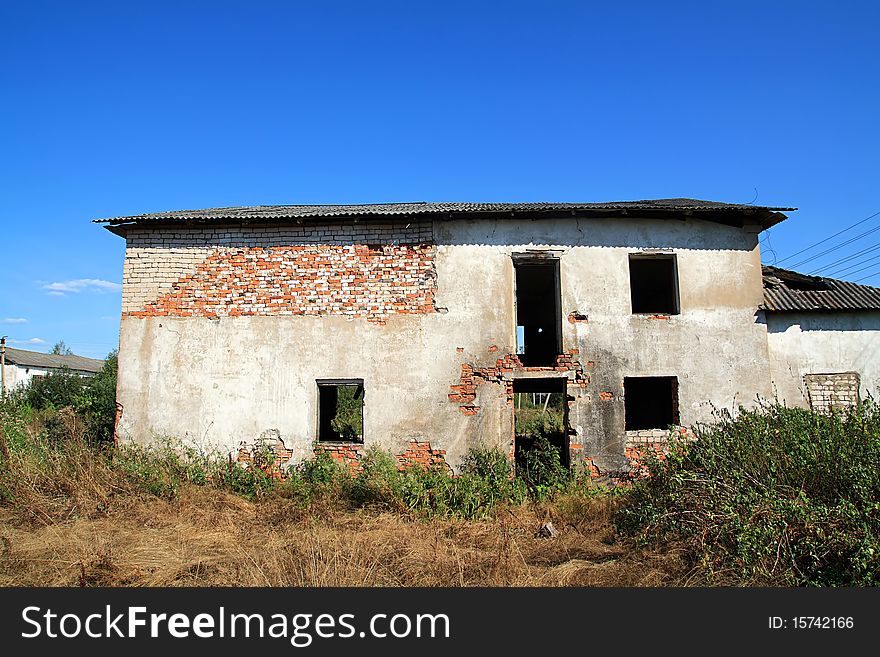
[
  {"left": 513, "top": 378, "right": 569, "bottom": 475},
  {"left": 514, "top": 257, "right": 561, "bottom": 366},
  {"left": 317, "top": 379, "right": 364, "bottom": 442},
  {"left": 629, "top": 255, "right": 679, "bottom": 315},
  {"left": 624, "top": 376, "right": 679, "bottom": 430}
]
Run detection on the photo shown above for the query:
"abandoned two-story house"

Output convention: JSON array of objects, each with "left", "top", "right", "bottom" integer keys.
[{"left": 96, "top": 200, "right": 880, "bottom": 478}]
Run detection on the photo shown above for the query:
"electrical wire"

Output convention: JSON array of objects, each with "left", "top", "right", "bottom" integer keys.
[
  {"left": 776, "top": 209, "right": 880, "bottom": 265},
  {"left": 808, "top": 241, "right": 880, "bottom": 275},
  {"left": 789, "top": 222, "right": 880, "bottom": 269},
  {"left": 854, "top": 271, "right": 880, "bottom": 283},
  {"left": 825, "top": 252, "right": 880, "bottom": 278}
]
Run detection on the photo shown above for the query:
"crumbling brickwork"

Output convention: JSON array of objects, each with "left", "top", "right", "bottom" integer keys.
[
  {"left": 396, "top": 440, "right": 449, "bottom": 471},
  {"left": 309, "top": 440, "right": 449, "bottom": 474},
  {"left": 804, "top": 372, "right": 860, "bottom": 412},
  {"left": 449, "top": 349, "right": 588, "bottom": 415},
  {"left": 622, "top": 427, "right": 692, "bottom": 479},
  {"left": 236, "top": 430, "right": 294, "bottom": 480},
  {"left": 121, "top": 221, "right": 434, "bottom": 316},
  {"left": 318, "top": 442, "right": 365, "bottom": 474}
]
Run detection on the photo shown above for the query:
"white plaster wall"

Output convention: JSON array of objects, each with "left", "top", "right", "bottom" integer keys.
[
  {"left": 117, "top": 215, "right": 772, "bottom": 472},
  {"left": 766, "top": 312, "right": 880, "bottom": 406},
  {"left": 2, "top": 364, "right": 50, "bottom": 392}
]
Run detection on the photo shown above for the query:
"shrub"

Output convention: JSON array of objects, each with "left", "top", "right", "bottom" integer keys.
[{"left": 615, "top": 401, "right": 880, "bottom": 586}]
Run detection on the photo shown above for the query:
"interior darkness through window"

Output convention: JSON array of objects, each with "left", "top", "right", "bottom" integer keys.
[
  {"left": 318, "top": 380, "right": 364, "bottom": 442},
  {"left": 629, "top": 256, "right": 679, "bottom": 315},
  {"left": 624, "top": 376, "right": 679, "bottom": 430},
  {"left": 514, "top": 259, "right": 561, "bottom": 366}
]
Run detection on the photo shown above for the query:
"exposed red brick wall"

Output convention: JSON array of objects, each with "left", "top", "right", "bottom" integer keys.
[
  {"left": 236, "top": 434, "right": 294, "bottom": 480},
  {"left": 125, "top": 244, "right": 436, "bottom": 324},
  {"left": 624, "top": 443, "right": 668, "bottom": 478},
  {"left": 314, "top": 440, "right": 449, "bottom": 474},
  {"left": 317, "top": 443, "right": 365, "bottom": 474},
  {"left": 395, "top": 440, "right": 448, "bottom": 471},
  {"left": 449, "top": 350, "right": 588, "bottom": 415}
]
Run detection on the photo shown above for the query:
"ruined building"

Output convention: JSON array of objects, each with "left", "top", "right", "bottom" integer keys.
[{"left": 96, "top": 200, "right": 880, "bottom": 478}]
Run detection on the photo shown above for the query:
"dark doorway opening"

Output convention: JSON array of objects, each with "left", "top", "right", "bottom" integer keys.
[
  {"left": 514, "top": 257, "right": 561, "bottom": 366},
  {"left": 317, "top": 379, "right": 364, "bottom": 442},
  {"left": 513, "top": 378, "right": 569, "bottom": 477},
  {"left": 623, "top": 376, "right": 679, "bottom": 430}
]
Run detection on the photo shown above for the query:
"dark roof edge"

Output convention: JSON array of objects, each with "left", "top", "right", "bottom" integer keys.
[
  {"left": 762, "top": 265, "right": 880, "bottom": 313},
  {"left": 95, "top": 200, "right": 795, "bottom": 236}
]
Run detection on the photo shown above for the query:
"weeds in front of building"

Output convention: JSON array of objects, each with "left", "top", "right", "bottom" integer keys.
[{"left": 1, "top": 364, "right": 879, "bottom": 586}]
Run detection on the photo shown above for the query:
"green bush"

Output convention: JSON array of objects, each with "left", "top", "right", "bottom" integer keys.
[{"left": 615, "top": 401, "right": 880, "bottom": 586}]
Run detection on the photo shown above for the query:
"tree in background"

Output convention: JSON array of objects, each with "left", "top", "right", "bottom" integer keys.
[{"left": 50, "top": 341, "right": 73, "bottom": 356}]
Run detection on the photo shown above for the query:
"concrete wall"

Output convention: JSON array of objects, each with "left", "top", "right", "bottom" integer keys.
[
  {"left": 116, "top": 215, "right": 772, "bottom": 475},
  {"left": 766, "top": 311, "right": 880, "bottom": 407}
]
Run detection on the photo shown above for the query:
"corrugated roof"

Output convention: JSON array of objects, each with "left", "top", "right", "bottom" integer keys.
[
  {"left": 3, "top": 347, "right": 105, "bottom": 373},
  {"left": 762, "top": 265, "right": 880, "bottom": 312},
  {"left": 96, "top": 198, "right": 794, "bottom": 232}
]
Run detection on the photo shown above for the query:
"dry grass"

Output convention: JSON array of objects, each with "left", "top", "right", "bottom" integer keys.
[{"left": 0, "top": 486, "right": 685, "bottom": 587}]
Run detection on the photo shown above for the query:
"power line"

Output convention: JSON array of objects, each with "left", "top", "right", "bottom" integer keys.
[
  {"left": 854, "top": 271, "right": 880, "bottom": 283},
  {"left": 776, "top": 209, "right": 880, "bottom": 265},
  {"left": 809, "top": 241, "right": 880, "bottom": 275},
  {"left": 825, "top": 251, "right": 880, "bottom": 278},
  {"left": 828, "top": 259, "right": 880, "bottom": 280},
  {"left": 789, "top": 222, "right": 880, "bottom": 269}
]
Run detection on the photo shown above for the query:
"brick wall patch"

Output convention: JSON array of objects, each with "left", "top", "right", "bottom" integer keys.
[
  {"left": 126, "top": 243, "right": 437, "bottom": 323},
  {"left": 804, "top": 372, "right": 860, "bottom": 412}
]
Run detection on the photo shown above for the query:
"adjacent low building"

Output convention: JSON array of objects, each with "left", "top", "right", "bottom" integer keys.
[
  {"left": 95, "top": 199, "right": 880, "bottom": 478},
  {"left": 762, "top": 265, "right": 880, "bottom": 411},
  {"left": 1, "top": 346, "right": 104, "bottom": 392}
]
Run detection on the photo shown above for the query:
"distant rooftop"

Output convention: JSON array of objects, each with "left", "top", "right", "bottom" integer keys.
[
  {"left": 763, "top": 266, "right": 880, "bottom": 313},
  {"left": 2, "top": 347, "right": 104, "bottom": 373},
  {"left": 96, "top": 198, "right": 795, "bottom": 233}
]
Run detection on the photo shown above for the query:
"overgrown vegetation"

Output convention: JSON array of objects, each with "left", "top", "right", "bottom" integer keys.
[
  {"left": 615, "top": 402, "right": 880, "bottom": 586},
  {"left": 10, "top": 350, "right": 118, "bottom": 444},
  {"left": 2, "top": 363, "right": 880, "bottom": 587},
  {"left": 329, "top": 385, "right": 363, "bottom": 440}
]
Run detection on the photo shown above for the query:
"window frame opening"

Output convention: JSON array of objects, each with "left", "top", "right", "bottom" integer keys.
[
  {"left": 513, "top": 254, "right": 562, "bottom": 367},
  {"left": 623, "top": 376, "right": 680, "bottom": 431},
  {"left": 317, "top": 378, "right": 365, "bottom": 443},
  {"left": 628, "top": 254, "right": 680, "bottom": 315}
]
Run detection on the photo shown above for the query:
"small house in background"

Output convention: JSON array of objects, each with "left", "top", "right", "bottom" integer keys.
[{"left": 1, "top": 347, "right": 104, "bottom": 392}]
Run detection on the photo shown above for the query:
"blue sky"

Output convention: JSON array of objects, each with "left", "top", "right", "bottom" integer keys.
[{"left": 1, "top": 1, "right": 878, "bottom": 359}]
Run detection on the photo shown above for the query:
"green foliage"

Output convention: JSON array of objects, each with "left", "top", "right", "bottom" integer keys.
[
  {"left": 615, "top": 401, "right": 880, "bottom": 586},
  {"left": 20, "top": 367, "right": 84, "bottom": 411},
  {"left": 329, "top": 385, "right": 363, "bottom": 440},
  {"left": 517, "top": 434, "right": 570, "bottom": 499},
  {"left": 76, "top": 350, "right": 118, "bottom": 443},
  {"left": 9, "top": 349, "right": 118, "bottom": 445},
  {"left": 338, "top": 445, "right": 527, "bottom": 519},
  {"left": 50, "top": 341, "right": 73, "bottom": 356}
]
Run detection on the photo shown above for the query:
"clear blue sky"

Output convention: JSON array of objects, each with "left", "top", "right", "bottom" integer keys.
[{"left": 1, "top": 1, "right": 878, "bottom": 358}]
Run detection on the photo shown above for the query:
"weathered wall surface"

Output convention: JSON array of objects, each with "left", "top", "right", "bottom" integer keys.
[
  {"left": 434, "top": 217, "right": 771, "bottom": 473},
  {"left": 117, "top": 215, "right": 772, "bottom": 475},
  {"left": 766, "top": 311, "right": 880, "bottom": 407}
]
